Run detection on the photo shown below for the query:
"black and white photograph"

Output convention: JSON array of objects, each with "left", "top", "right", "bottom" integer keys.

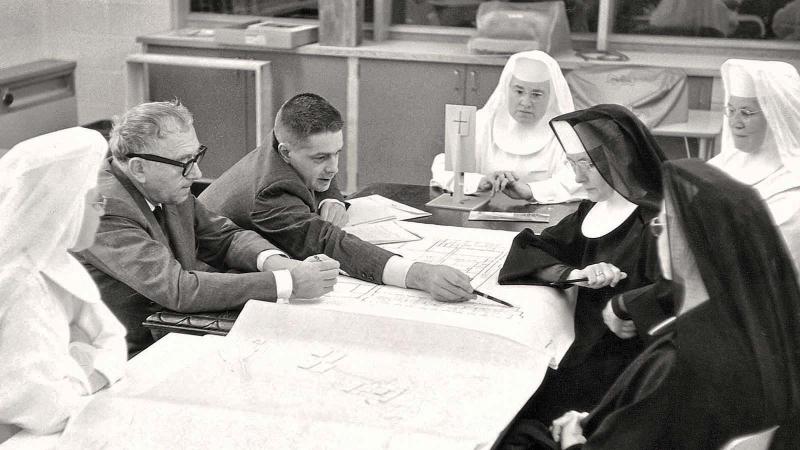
[{"left": 1, "top": 0, "right": 798, "bottom": 448}]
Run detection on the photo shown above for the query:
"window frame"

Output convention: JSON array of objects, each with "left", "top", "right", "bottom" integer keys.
[{"left": 178, "top": 0, "right": 800, "bottom": 59}]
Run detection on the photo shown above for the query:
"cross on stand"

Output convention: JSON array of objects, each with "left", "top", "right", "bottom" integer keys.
[
  {"left": 426, "top": 105, "right": 490, "bottom": 211},
  {"left": 454, "top": 110, "right": 470, "bottom": 136}
]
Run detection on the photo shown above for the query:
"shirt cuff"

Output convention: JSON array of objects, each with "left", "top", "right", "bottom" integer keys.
[
  {"left": 382, "top": 255, "right": 415, "bottom": 288},
  {"left": 318, "top": 198, "right": 345, "bottom": 209},
  {"left": 257, "top": 249, "right": 288, "bottom": 272},
  {"left": 273, "top": 269, "right": 293, "bottom": 300}
]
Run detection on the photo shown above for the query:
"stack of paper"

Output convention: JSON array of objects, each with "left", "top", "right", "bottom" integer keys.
[
  {"left": 344, "top": 195, "right": 431, "bottom": 244},
  {"left": 343, "top": 221, "right": 422, "bottom": 245},
  {"left": 346, "top": 195, "right": 430, "bottom": 226}
]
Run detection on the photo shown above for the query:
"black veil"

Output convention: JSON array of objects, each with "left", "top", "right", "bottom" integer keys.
[
  {"left": 550, "top": 104, "right": 667, "bottom": 218},
  {"left": 664, "top": 159, "right": 800, "bottom": 438}
]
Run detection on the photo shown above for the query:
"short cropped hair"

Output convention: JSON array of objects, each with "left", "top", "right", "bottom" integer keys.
[
  {"left": 275, "top": 93, "right": 343, "bottom": 145},
  {"left": 109, "top": 100, "right": 194, "bottom": 161}
]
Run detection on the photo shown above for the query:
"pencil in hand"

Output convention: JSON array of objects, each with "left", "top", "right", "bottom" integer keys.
[{"left": 473, "top": 289, "right": 515, "bottom": 308}]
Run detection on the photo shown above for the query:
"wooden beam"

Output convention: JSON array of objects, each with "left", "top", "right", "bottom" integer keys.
[{"left": 346, "top": 56, "right": 359, "bottom": 193}]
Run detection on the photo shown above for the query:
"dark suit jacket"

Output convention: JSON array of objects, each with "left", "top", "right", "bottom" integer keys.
[
  {"left": 199, "top": 144, "right": 393, "bottom": 284},
  {"left": 75, "top": 159, "right": 281, "bottom": 354}
]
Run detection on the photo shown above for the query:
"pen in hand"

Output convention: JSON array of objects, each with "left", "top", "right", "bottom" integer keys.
[
  {"left": 561, "top": 278, "right": 588, "bottom": 284},
  {"left": 547, "top": 278, "right": 589, "bottom": 287},
  {"left": 473, "top": 289, "right": 515, "bottom": 308}
]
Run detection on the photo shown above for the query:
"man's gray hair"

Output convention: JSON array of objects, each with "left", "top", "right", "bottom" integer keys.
[{"left": 109, "top": 100, "right": 194, "bottom": 161}]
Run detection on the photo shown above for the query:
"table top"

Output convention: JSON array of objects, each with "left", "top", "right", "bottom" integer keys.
[
  {"left": 349, "top": 183, "right": 578, "bottom": 234},
  {"left": 142, "top": 184, "right": 578, "bottom": 336},
  {"left": 649, "top": 109, "right": 722, "bottom": 138}
]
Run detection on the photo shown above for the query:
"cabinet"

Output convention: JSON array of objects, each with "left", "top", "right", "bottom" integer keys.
[
  {"left": 146, "top": 45, "right": 252, "bottom": 179},
  {"left": 222, "top": 49, "right": 349, "bottom": 186},
  {"left": 0, "top": 59, "right": 78, "bottom": 149},
  {"left": 145, "top": 45, "right": 349, "bottom": 184},
  {"left": 358, "top": 59, "right": 501, "bottom": 186}
]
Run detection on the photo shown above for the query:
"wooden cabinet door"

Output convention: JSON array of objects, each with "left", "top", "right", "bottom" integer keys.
[
  {"left": 358, "top": 59, "right": 464, "bottom": 187},
  {"left": 463, "top": 64, "right": 503, "bottom": 108},
  {"left": 147, "top": 46, "right": 249, "bottom": 179}
]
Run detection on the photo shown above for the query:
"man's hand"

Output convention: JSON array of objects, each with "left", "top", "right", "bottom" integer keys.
[
  {"left": 602, "top": 300, "right": 637, "bottom": 339},
  {"left": 551, "top": 410, "right": 589, "bottom": 449},
  {"left": 289, "top": 254, "right": 340, "bottom": 299},
  {"left": 569, "top": 262, "right": 627, "bottom": 289},
  {"left": 319, "top": 201, "right": 349, "bottom": 227},
  {"left": 406, "top": 263, "right": 475, "bottom": 302}
]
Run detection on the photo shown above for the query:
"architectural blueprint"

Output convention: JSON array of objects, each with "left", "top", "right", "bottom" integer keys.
[
  {"left": 60, "top": 306, "right": 549, "bottom": 449},
  {"left": 302, "top": 222, "right": 575, "bottom": 366}
]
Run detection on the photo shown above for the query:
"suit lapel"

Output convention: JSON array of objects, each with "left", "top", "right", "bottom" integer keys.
[
  {"left": 108, "top": 161, "right": 173, "bottom": 253},
  {"left": 162, "top": 201, "right": 197, "bottom": 266}
]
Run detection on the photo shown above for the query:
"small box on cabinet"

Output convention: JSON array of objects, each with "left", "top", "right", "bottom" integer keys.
[{"left": 214, "top": 22, "right": 318, "bottom": 49}]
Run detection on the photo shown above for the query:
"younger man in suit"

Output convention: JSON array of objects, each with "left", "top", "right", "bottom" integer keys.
[
  {"left": 200, "top": 93, "right": 475, "bottom": 302},
  {"left": 76, "top": 100, "right": 339, "bottom": 354}
]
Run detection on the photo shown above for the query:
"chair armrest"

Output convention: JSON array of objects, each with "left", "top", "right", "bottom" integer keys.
[{"left": 143, "top": 309, "right": 240, "bottom": 336}]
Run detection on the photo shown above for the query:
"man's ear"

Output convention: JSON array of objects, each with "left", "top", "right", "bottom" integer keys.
[
  {"left": 277, "top": 143, "right": 292, "bottom": 164},
  {"left": 127, "top": 158, "right": 147, "bottom": 183}
]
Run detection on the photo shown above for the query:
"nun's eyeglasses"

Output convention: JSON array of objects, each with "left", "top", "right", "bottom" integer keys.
[
  {"left": 127, "top": 145, "right": 207, "bottom": 177},
  {"left": 649, "top": 216, "right": 664, "bottom": 237},
  {"left": 89, "top": 197, "right": 107, "bottom": 212},
  {"left": 723, "top": 106, "right": 762, "bottom": 122},
  {"left": 567, "top": 159, "right": 595, "bottom": 171}
]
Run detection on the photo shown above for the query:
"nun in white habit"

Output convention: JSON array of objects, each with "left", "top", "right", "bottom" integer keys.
[
  {"left": 709, "top": 59, "right": 800, "bottom": 276},
  {"left": 0, "top": 128, "right": 127, "bottom": 441},
  {"left": 431, "top": 51, "right": 587, "bottom": 203}
]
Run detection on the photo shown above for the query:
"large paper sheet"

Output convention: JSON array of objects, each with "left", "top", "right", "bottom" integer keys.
[
  {"left": 300, "top": 222, "right": 575, "bottom": 367},
  {"left": 345, "top": 194, "right": 431, "bottom": 226},
  {"left": 59, "top": 304, "right": 549, "bottom": 450}
]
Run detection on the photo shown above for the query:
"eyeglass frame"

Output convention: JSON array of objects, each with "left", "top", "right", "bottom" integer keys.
[
  {"left": 88, "top": 197, "right": 107, "bottom": 212},
  {"left": 723, "top": 105, "right": 762, "bottom": 122},
  {"left": 566, "top": 158, "right": 596, "bottom": 172},
  {"left": 126, "top": 145, "right": 207, "bottom": 177},
  {"left": 649, "top": 216, "right": 665, "bottom": 238}
]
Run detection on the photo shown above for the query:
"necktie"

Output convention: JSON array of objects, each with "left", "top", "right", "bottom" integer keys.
[
  {"left": 152, "top": 205, "right": 167, "bottom": 233},
  {"left": 152, "top": 205, "right": 177, "bottom": 256}
]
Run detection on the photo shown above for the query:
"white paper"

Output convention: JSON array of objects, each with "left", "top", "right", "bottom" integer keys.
[
  {"left": 342, "top": 220, "right": 422, "bottom": 245},
  {"left": 305, "top": 222, "right": 575, "bottom": 367},
  {"left": 346, "top": 194, "right": 430, "bottom": 226},
  {"left": 59, "top": 304, "right": 549, "bottom": 450}
]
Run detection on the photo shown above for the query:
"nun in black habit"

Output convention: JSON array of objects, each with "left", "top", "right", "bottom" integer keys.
[
  {"left": 498, "top": 105, "right": 668, "bottom": 423},
  {"left": 504, "top": 159, "right": 800, "bottom": 449}
]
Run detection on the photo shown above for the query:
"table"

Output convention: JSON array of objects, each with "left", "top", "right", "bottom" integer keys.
[
  {"left": 650, "top": 109, "right": 722, "bottom": 160},
  {"left": 59, "top": 304, "right": 557, "bottom": 449},
  {"left": 350, "top": 183, "right": 579, "bottom": 234},
  {"left": 143, "top": 183, "right": 579, "bottom": 336}
]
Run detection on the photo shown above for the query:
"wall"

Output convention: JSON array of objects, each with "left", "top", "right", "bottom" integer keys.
[
  {"left": 1, "top": 0, "right": 175, "bottom": 125},
  {"left": 0, "top": 1, "right": 45, "bottom": 68}
]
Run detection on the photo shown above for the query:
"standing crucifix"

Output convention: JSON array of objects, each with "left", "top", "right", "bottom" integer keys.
[{"left": 426, "top": 104, "right": 490, "bottom": 211}]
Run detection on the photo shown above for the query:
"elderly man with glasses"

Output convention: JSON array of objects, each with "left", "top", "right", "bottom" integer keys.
[{"left": 75, "top": 100, "right": 339, "bottom": 355}]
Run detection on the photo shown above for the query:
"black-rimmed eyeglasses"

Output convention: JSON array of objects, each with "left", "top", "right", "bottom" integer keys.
[{"left": 127, "top": 145, "right": 207, "bottom": 177}]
